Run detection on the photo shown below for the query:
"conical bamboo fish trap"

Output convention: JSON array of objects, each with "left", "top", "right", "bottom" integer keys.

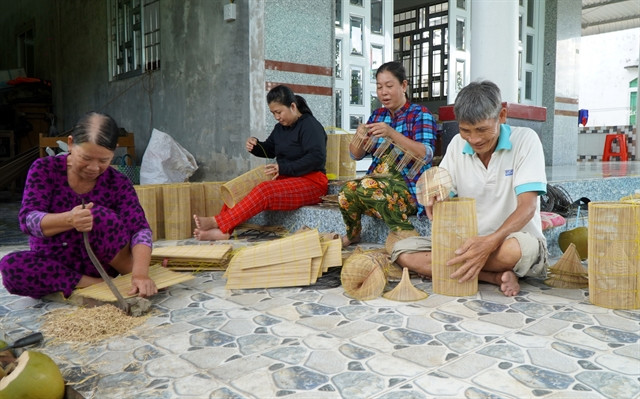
[
  {"left": 325, "top": 133, "right": 341, "bottom": 180},
  {"left": 339, "top": 133, "right": 357, "bottom": 179},
  {"left": 588, "top": 202, "right": 640, "bottom": 309},
  {"left": 203, "top": 181, "right": 225, "bottom": 216},
  {"left": 341, "top": 250, "right": 389, "bottom": 300},
  {"left": 545, "top": 243, "right": 588, "bottom": 288},
  {"left": 74, "top": 264, "right": 194, "bottom": 301},
  {"left": 432, "top": 197, "right": 478, "bottom": 296},
  {"left": 383, "top": 267, "right": 428, "bottom": 301},
  {"left": 162, "top": 183, "right": 192, "bottom": 240},
  {"left": 151, "top": 244, "right": 233, "bottom": 271},
  {"left": 221, "top": 166, "right": 270, "bottom": 208},
  {"left": 134, "top": 185, "right": 158, "bottom": 242}
]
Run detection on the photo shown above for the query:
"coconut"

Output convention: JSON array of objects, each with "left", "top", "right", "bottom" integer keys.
[{"left": 0, "top": 351, "right": 64, "bottom": 399}]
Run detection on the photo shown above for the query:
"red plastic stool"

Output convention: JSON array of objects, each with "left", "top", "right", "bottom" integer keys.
[{"left": 602, "top": 134, "right": 628, "bottom": 161}]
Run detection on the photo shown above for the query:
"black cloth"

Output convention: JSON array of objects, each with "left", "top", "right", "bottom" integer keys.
[{"left": 250, "top": 113, "right": 326, "bottom": 176}]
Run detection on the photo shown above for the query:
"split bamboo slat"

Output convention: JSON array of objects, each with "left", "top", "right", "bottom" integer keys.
[
  {"left": 588, "top": 202, "right": 640, "bottom": 309},
  {"left": 224, "top": 229, "right": 325, "bottom": 289},
  {"left": 416, "top": 166, "right": 453, "bottom": 207},
  {"left": 341, "top": 250, "right": 389, "bottom": 300},
  {"left": 162, "top": 183, "right": 192, "bottom": 240},
  {"left": 189, "top": 182, "right": 207, "bottom": 232},
  {"left": 339, "top": 133, "right": 357, "bottom": 179},
  {"left": 151, "top": 244, "right": 233, "bottom": 271},
  {"left": 325, "top": 133, "right": 341, "bottom": 180},
  {"left": 221, "top": 166, "right": 270, "bottom": 208},
  {"left": 134, "top": 185, "right": 159, "bottom": 242},
  {"left": 432, "top": 197, "right": 478, "bottom": 296},
  {"left": 74, "top": 264, "right": 194, "bottom": 301},
  {"left": 203, "top": 181, "right": 225, "bottom": 217}
]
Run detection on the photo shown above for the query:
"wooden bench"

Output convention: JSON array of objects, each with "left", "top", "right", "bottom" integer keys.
[{"left": 39, "top": 132, "right": 136, "bottom": 163}]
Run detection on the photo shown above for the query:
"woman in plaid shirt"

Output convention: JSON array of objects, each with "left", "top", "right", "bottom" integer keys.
[{"left": 339, "top": 61, "right": 437, "bottom": 246}]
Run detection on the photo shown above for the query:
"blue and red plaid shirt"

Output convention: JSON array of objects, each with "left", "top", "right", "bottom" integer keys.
[{"left": 366, "top": 101, "right": 437, "bottom": 215}]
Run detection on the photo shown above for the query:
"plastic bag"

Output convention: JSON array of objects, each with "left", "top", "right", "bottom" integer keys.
[{"left": 140, "top": 128, "right": 198, "bottom": 184}]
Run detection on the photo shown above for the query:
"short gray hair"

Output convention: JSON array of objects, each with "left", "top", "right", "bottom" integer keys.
[{"left": 453, "top": 81, "right": 503, "bottom": 124}]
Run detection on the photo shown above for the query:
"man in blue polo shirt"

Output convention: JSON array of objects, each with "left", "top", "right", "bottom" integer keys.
[{"left": 391, "top": 80, "right": 548, "bottom": 296}]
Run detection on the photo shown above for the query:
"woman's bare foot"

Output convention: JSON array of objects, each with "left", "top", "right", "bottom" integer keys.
[
  {"left": 499, "top": 271, "right": 520, "bottom": 296},
  {"left": 341, "top": 235, "right": 361, "bottom": 247},
  {"left": 194, "top": 228, "right": 230, "bottom": 241},
  {"left": 193, "top": 214, "right": 217, "bottom": 230}
]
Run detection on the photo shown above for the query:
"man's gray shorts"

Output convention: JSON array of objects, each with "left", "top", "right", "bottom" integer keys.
[{"left": 390, "top": 232, "right": 548, "bottom": 278}]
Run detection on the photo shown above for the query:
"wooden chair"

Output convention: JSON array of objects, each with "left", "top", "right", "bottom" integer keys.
[{"left": 39, "top": 132, "right": 136, "bottom": 163}]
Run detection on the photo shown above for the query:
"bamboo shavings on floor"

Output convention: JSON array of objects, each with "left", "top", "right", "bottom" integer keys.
[
  {"left": 41, "top": 304, "right": 148, "bottom": 343},
  {"left": 74, "top": 264, "right": 195, "bottom": 302},
  {"left": 225, "top": 229, "right": 334, "bottom": 289},
  {"left": 151, "top": 244, "right": 233, "bottom": 271}
]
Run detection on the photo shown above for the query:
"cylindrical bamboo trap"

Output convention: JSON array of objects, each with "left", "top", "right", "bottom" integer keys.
[
  {"left": 339, "top": 134, "right": 356, "bottom": 179},
  {"left": 432, "top": 197, "right": 478, "bottom": 296},
  {"left": 341, "top": 250, "right": 389, "bottom": 300},
  {"left": 162, "top": 183, "right": 191, "bottom": 240},
  {"left": 325, "top": 133, "right": 341, "bottom": 180},
  {"left": 588, "top": 202, "right": 640, "bottom": 309},
  {"left": 133, "top": 185, "right": 158, "bottom": 242},
  {"left": 203, "top": 181, "right": 225, "bottom": 216},
  {"left": 221, "top": 166, "right": 270, "bottom": 208},
  {"left": 189, "top": 182, "right": 206, "bottom": 232}
]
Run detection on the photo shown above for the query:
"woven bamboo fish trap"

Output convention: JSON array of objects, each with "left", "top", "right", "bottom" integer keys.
[
  {"left": 151, "top": 244, "right": 233, "bottom": 271},
  {"left": 74, "top": 264, "right": 194, "bottom": 301},
  {"left": 341, "top": 249, "right": 389, "bottom": 300},
  {"left": 339, "top": 133, "right": 357, "bottom": 179},
  {"left": 325, "top": 133, "right": 341, "bottom": 180},
  {"left": 134, "top": 185, "right": 159, "bottom": 241},
  {"left": 432, "top": 197, "right": 478, "bottom": 296},
  {"left": 383, "top": 267, "right": 428, "bottom": 302},
  {"left": 162, "top": 183, "right": 192, "bottom": 240},
  {"left": 221, "top": 166, "right": 270, "bottom": 208},
  {"left": 588, "top": 201, "right": 640, "bottom": 309},
  {"left": 203, "top": 181, "right": 225, "bottom": 216},
  {"left": 224, "top": 229, "right": 325, "bottom": 289},
  {"left": 416, "top": 166, "right": 453, "bottom": 207},
  {"left": 545, "top": 243, "right": 588, "bottom": 289}
]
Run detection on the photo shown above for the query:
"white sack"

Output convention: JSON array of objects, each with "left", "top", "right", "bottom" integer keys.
[{"left": 140, "top": 128, "right": 198, "bottom": 184}]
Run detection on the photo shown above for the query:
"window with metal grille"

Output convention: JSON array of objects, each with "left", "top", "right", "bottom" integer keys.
[
  {"left": 393, "top": 1, "right": 448, "bottom": 101},
  {"left": 108, "top": 0, "right": 160, "bottom": 80}
]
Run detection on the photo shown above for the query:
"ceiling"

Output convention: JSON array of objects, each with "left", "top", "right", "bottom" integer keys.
[{"left": 582, "top": 0, "right": 640, "bottom": 36}]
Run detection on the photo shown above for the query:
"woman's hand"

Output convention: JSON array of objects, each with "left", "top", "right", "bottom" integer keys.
[
  {"left": 366, "top": 122, "right": 396, "bottom": 140},
  {"left": 128, "top": 274, "right": 158, "bottom": 298},
  {"left": 265, "top": 163, "right": 279, "bottom": 180},
  {"left": 246, "top": 137, "right": 258, "bottom": 152},
  {"left": 70, "top": 202, "right": 94, "bottom": 232}
]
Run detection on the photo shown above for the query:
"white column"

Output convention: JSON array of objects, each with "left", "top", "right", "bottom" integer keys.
[{"left": 470, "top": 0, "right": 519, "bottom": 102}]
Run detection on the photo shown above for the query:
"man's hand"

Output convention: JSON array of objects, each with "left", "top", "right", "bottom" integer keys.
[{"left": 447, "top": 235, "right": 501, "bottom": 282}]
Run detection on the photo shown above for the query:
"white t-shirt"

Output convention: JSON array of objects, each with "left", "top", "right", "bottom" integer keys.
[{"left": 439, "top": 124, "right": 547, "bottom": 243}]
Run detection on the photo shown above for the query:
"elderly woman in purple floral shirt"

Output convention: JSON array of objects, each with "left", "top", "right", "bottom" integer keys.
[{"left": 0, "top": 112, "right": 157, "bottom": 299}]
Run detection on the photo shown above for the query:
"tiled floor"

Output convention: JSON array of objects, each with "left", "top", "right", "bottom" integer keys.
[{"left": 0, "top": 162, "right": 639, "bottom": 399}]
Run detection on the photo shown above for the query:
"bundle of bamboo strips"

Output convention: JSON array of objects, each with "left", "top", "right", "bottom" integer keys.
[
  {"left": 74, "top": 264, "right": 194, "bottom": 302},
  {"left": 545, "top": 243, "right": 588, "bottom": 288},
  {"left": 203, "top": 181, "right": 225, "bottom": 216},
  {"left": 151, "top": 244, "right": 233, "bottom": 271},
  {"left": 162, "top": 183, "right": 192, "bottom": 240},
  {"left": 224, "top": 229, "right": 342, "bottom": 289},
  {"left": 432, "top": 198, "right": 478, "bottom": 296},
  {"left": 325, "top": 133, "right": 341, "bottom": 180},
  {"left": 134, "top": 185, "right": 159, "bottom": 241},
  {"left": 588, "top": 202, "right": 639, "bottom": 309}
]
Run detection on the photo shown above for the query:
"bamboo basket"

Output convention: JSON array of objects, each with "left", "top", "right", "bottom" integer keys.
[
  {"left": 134, "top": 185, "right": 159, "bottom": 242},
  {"left": 325, "top": 133, "right": 341, "bottom": 180},
  {"left": 221, "top": 166, "right": 270, "bottom": 208},
  {"left": 432, "top": 198, "right": 478, "bottom": 296},
  {"left": 203, "top": 181, "right": 226, "bottom": 216},
  {"left": 588, "top": 202, "right": 640, "bottom": 309},
  {"left": 162, "top": 183, "right": 192, "bottom": 240},
  {"left": 339, "top": 133, "right": 357, "bottom": 179}
]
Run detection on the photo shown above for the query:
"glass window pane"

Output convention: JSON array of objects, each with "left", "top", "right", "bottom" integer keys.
[
  {"left": 526, "top": 35, "right": 533, "bottom": 64},
  {"left": 335, "top": 0, "right": 342, "bottom": 27},
  {"left": 457, "top": 0, "right": 466, "bottom": 9},
  {"left": 350, "top": 115, "right": 364, "bottom": 130},
  {"left": 350, "top": 67, "right": 363, "bottom": 105},
  {"left": 456, "top": 18, "right": 465, "bottom": 51},
  {"left": 371, "top": 44, "right": 383, "bottom": 81},
  {"left": 350, "top": 0, "right": 363, "bottom": 6},
  {"left": 371, "top": 92, "right": 381, "bottom": 110},
  {"left": 525, "top": 71, "right": 532, "bottom": 99},
  {"left": 371, "top": 0, "right": 383, "bottom": 35},
  {"left": 335, "top": 39, "right": 343, "bottom": 78},
  {"left": 335, "top": 90, "right": 343, "bottom": 128},
  {"left": 350, "top": 16, "right": 363, "bottom": 55},
  {"left": 527, "top": 0, "right": 534, "bottom": 27}
]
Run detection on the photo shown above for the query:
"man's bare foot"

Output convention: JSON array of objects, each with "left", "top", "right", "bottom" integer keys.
[
  {"left": 193, "top": 214, "right": 217, "bottom": 230},
  {"left": 194, "top": 228, "right": 230, "bottom": 241},
  {"left": 341, "top": 235, "right": 361, "bottom": 247},
  {"left": 499, "top": 271, "right": 520, "bottom": 296}
]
